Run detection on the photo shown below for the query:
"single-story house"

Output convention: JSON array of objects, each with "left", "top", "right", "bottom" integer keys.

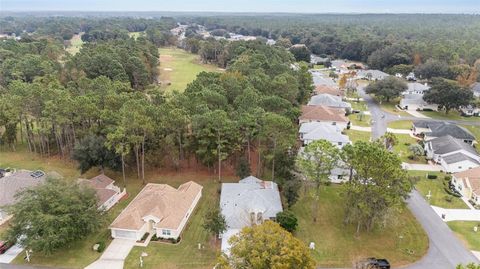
[
  {"left": 472, "top": 82, "right": 480, "bottom": 98},
  {"left": 310, "top": 55, "right": 329, "bottom": 65},
  {"left": 314, "top": 85, "right": 345, "bottom": 97},
  {"left": 0, "top": 170, "right": 47, "bottom": 222},
  {"left": 402, "top": 82, "right": 430, "bottom": 95},
  {"left": 310, "top": 70, "right": 338, "bottom": 87},
  {"left": 425, "top": 135, "right": 480, "bottom": 173},
  {"left": 78, "top": 174, "right": 126, "bottom": 211},
  {"left": 299, "top": 105, "right": 350, "bottom": 129},
  {"left": 308, "top": 93, "right": 352, "bottom": 113},
  {"left": 220, "top": 176, "right": 283, "bottom": 254},
  {"left": 299, "top": 122, "right": 351, "bottom": 148},
  {"left": 399, "top": 94, "right": 439, "bottom": 111},
  {"left": 297, "top": 147, "right": 352, "bottom": 183},
  {"left": 412, "top": 121, "right": 475, "bottom": 145},
  {"left": 451, "top": 167, "right": 480, "bottom": 205},
  {"left": 110, "top": 181, "right": 202, "bottom": 241},
  {"left": 356, "top": 70, "right": 389, "bottom": 81},
  {"left": 460, "top": 105, "right": 480, "bottom": 117}
]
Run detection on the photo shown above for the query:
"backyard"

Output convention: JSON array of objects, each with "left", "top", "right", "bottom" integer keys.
[
  {"left": 159, "top": 47, "right": 221, "bottom": 93},
  {"left": 412, "top": 171, "right": 469, "bottom": 209},
  {"left": 291, "top": 185, "right": 428, "bottom": 267}
]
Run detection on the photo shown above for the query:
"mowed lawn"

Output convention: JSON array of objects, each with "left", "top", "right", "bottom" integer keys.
[
  {"left": 0, "top": 146, "right": 226, "bottom": 268},
  {"left": 463, "top": 125, "right": 480, "bottom": 141},
  {"left": 388, "top": 120, "right": 413, "bottom": 130},
  {"left": 291, "top": 185, "right": 428, "bottom": 267},
  {"left": 344, "top": 129, "right": 371, "bottom": 142},
  {"left": 412, "top": 170, "right": 468, "bottom": 209},
  {"left": 66, "top": 33, "right": 84, "bottom": 55},
  {"left": 393, "top": 134, "right": 425, "bottom": 164},
  {"left": 159, "top": 47, "right": 221, "bottom": 93},
  {"left": 448, "top": 221, "right": 480, "bottom": 251},
  {"left": 420, "top": 110, "right": 479, "bottom": 122},
  {"left": 124, "top": 179, "right": 227, "bottom": 269}
]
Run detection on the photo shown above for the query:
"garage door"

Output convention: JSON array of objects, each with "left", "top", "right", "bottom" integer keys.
[{"left": 113, "top": 229, "right": 136, "bottom": 240}]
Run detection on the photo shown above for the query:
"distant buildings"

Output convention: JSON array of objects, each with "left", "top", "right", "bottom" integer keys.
[
  {"left": 356, "top": 70, "right": 389, "bottom": 81},
  {"left": 299, "top": 122, "right": 351, "bottom": 148},
  {"left": 78, "top": 174, "right": 125, "bottom": 211},
  {"left": 307, "top": 93, "right": 352, "bottom": 113},
  {"left": 299, "top": 105, "right": 350, "bottom": 129},
  {"left": 399, "top": 83, "right": 438, "bottom": 111}
]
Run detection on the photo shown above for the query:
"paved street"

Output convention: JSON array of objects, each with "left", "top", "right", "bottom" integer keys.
[{"left": 405, "top": 191, "right": 479, "bottom": 268}]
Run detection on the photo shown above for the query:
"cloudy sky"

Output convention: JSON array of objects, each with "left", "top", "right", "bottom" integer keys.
[{"left": 2, "top": 0, "right": 480, "bottom": 13}]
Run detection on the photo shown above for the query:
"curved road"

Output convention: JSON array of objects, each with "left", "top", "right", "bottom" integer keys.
[
  {"left": 357, "top": 87, "right": 480, "bottom": 268},
  {"left": 357, "top": 87, "right": 480, "bottom": 140}
]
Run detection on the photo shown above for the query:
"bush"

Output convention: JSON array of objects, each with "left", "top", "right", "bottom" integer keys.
[
  {"left": 445, "top": 196, "right": 453, "bottom": 203},
  {"left": 96, "top": 241, "right": 105, "bottom": 253},
  {"left": 140, "top": 232, "right": 149, "bottom": 241},
  {"left": 427, "top": 174, "right": 437, "bottom": 179},
  {"left": 444, "top": 175, "right": 452, "bottom": 181},
  {"left": 408, "top": 155, "right": 415, "bottom": 160},
  {"left": 276, "top": 210, "right": 298, "bottom": 233}
]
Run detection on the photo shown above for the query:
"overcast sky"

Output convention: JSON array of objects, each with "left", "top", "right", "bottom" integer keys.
[{"left": 2, "top": 0, "right": 480, "bottom": 13}]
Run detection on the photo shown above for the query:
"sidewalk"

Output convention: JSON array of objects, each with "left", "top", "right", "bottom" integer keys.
[
  {"left": 386, "top": 128, "right": 411, "bottom": 134},
  {"left": 402, "top": 162, "right": 443, "bottom": 171},
  {"left": 350, "top": 125, "right": 371, "bottom": 132},
  {"left": 405, "top": 110, "right": 430, "bottom": 118},
  {"left": 432, "top": 206, "right": 480, "bottom": 222}
]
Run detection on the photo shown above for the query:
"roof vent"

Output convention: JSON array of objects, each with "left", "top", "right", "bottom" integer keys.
[{"left": 30, "top": 170, "right": 45, "bottom": 178}]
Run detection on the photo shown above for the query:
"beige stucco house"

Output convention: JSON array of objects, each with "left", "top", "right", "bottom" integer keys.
[
  {"left": 451, "top": 167, "right": 480, "bottom": 205},
  {"left": 109, "top": 181, "right": 202, "bottom": 241}
]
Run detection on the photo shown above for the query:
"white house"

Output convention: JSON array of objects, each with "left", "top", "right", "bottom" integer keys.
[
  {"left": 356, "top": 70, "right": 389, "bottom": 81},
  {"left": 399, "top": 94, "right": 439, "bottom": 111},
  {"left": 220, "top": 176, "right": 283, "bottom": 255},
  {"left": 425, "top": 135, "right": 480, "bottom": 173},
  {"left": 110, "top": 181, "right": 202, "bottom": 241},
  {"left": 78, "top": 174, "right": 126, "bottom": 211},
  {"left": 308, "top": 93, "right": 352, "bottom": 113},
  {"left": 460, "top": 105, "right": 480, "bottom": 117},
  {"left": 403, "top": 82, "right": 430, "bottom": 95},
  {"left": 0, "top": 170, "right": 46, "bottom": 223},
  {"left": 299, "top": 122, "right": 351, "bottom": 148},
  {"left": 451, "top": 167, "right": 480, "bottom": 205},
  {"left": 472, "top": 82, "right": 480, "bottom": 98}
]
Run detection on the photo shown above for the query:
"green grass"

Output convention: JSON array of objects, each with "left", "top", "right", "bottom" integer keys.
[
  {"left": 348, "top": 113, "right": 371, "bottom": 127},
  {"left": 66, "top": 34, "right": 84, "bottom": 55},
  {"left": 448, "top": 221, "right": 480, "bottom": 251},
  {"left": 344, "top": 129, "right": 371, "bottom": 142},
  {"left": 159, "top": 47, "right": 221, "bottom": 93},
  {"left": 129, "top": 32, "right": 144, "bottom": 39},
  {"left": 313, "top": 64, "right": 325, "bottom": 69},
  {"left": 413, "top": 171, "right": 469, "bottom": 209},
  {"left": 388, "top": 120, "right": 413, "bottom": 130},
  {"left": 463, "top": 125, "right": 480, "bottom": 141},
  {"left": 291, "top": 185, "right": 428, "bottom": 267},
  {"left": 124, "top": 180, "right": 226, "bottom": 269},
  {"left": 420, "top": 110, "right": 479, "bottom": 121},
  {"left": 1, "top": 146, "right": 224, "bottom": 268},
  {"left": 393, "top": 134, "right": 425, "bottom": 163}
]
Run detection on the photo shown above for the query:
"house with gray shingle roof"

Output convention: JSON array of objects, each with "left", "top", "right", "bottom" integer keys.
[
  {"left": 299, "top": 122, "right": 351, "bottom": 148},
  {"left": 472, "top": 82, "right": 480, "bottom": 98},
  {"left": 356, "top": 70, "right": 389, "bottom": 81},
  {"left": 308, "top": 93, "right": 352, "bottom": 113},
  {"left": 425, "top": 135, "right": 480, "bottom": 173},
  {"left": 220, "top": 176, "right": 283, "bottom": 255},
  {"left": 78, "top": 174, "right": 126, "bottom": 211},
  {"left": 412, "top": 121, "right": 476, "bottom": 145}
]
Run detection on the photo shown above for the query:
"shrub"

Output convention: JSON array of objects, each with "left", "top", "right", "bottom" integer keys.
[
  {"left": 276, "top": 210, "right": 298, "bottom": 233},
  {"left": 96, "top": 241, "right": 105, "bottom": 253},
  {"left": 445, "top": 196, "right": 453, "bottom": 203},
  {"left": 427, "top": 174, "right": 437, "bottom": 179},
  {"left": 444, "top": 175, "right": 452, "bottom": 181},
  {"left": 140, "top": 232, "right": 149, "bottom": 241}
]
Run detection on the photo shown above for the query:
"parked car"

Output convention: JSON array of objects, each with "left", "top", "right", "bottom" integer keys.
[
  {"left": 356, "top": 258, "right": 391, "bottom": 269},
  {"left": 0, "top": 240, "right": 14, "bottom": 254}
]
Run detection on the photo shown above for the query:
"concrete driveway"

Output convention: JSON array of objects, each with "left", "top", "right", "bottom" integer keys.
[
  {"left": 84, "top": 239, "right": 135, "bottom": 269},
  {"left": 0, "top": 244, "right": 24, "bottom": 264}
]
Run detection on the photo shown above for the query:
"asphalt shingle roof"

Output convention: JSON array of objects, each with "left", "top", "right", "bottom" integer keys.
[
  {"left": 414, "top": 121, "right": 475, "bottom": 141},
  {"left": 429, "top": 135, "right": 478, "bottom": 155}
]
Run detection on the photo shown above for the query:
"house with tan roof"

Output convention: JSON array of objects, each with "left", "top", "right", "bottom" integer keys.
[
  {"left": 109, "top": 181, "right": 202, "bottom": 241},
  {"left": 451, "top": 167, "right": 480, "bottom": 205},
  {"left": 78, "top": 174, "right": 125, "bottom": 211},
  {"left": 299, "top": 105, "right": 350, "bottom": 130},
  {"left": 314, "top": 85, "right": 345, "bottom": 97}
]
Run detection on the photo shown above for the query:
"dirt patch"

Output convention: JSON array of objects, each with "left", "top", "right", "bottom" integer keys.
[
  {"left": 160, "top": 55, "right": 173, "bottom": 63},
  {"left": 163, "top": 68, "right": 173, "bottom": 71}
]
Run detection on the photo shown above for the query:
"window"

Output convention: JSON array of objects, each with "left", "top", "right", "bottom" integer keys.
[
  {"left": 337, "top": 175, "right": 343, "bottom": 180},
  {"left": 162, "top": 229, "right": 171, "bottom": 236},
  {"left": 338, "top": 142, "right": 342, "bottom": 146}
]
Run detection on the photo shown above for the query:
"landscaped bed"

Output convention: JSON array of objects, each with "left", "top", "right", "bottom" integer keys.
[{"left": 291, "top": 185, "right": 428, "bottom": 268}]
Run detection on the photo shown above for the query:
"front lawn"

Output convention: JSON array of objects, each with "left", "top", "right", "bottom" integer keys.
[
  {"left": 348, "top": 113, "right": 371, "bottom": 127},
  {"left": 393, "top": 134, "right": 425, "bottom": 163},
  {"left": 344, "top": 129, "right": 371, "bottom": 142},
  {"left": 413, "top": 171, "right": 469, "bottom": 209},
  {"left": 388, "top": 120, "right": 413, "bottom": 130},
  {"left": 124, "top": 179, "right": 225, "bottom": 269},
  {"left": 448, "top": 221, "right": 480, "bottom": 251},
  {"left": 372, "top": 97, "right": 410, "bottom": 116},
  {"left": 420, "top": 110, "right": 479, "bottom": 122},
  {"left": 291, "top": 185, "right": 428, "bottom": 267},
  {"left": 462, "top": 125, "right": 480, "bottom": 141}
]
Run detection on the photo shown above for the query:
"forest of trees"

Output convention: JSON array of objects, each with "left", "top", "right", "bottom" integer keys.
[{"left": 0, "top": 16, "right": 312, "bottom": 198}]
